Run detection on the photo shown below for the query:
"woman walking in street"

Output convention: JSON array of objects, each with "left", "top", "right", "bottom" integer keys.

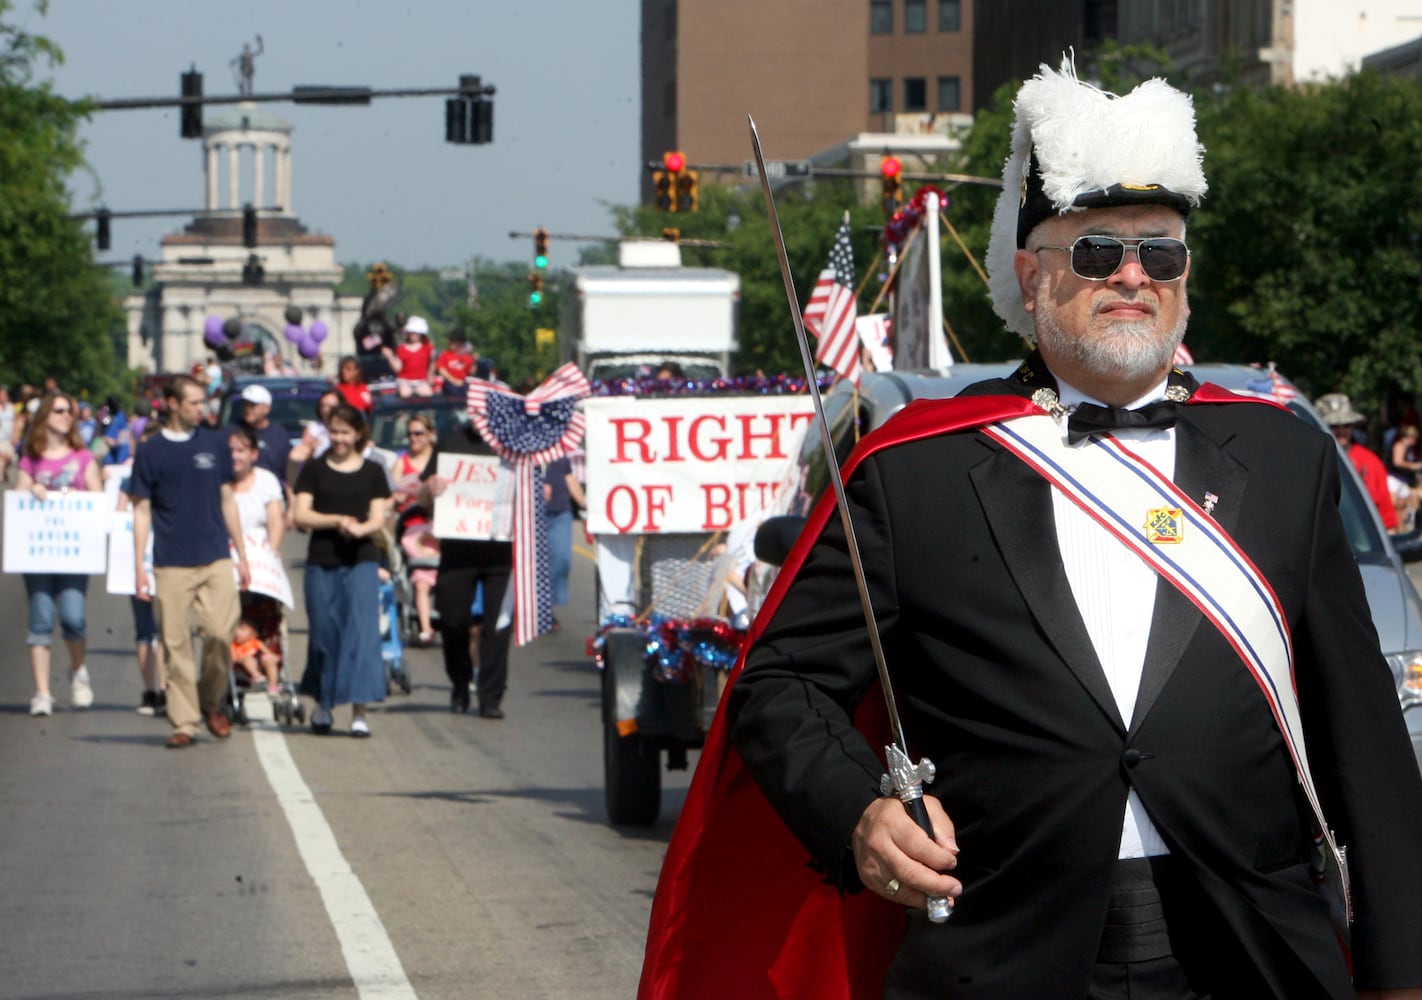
[
  {"left": 292, "top": 403, "right": 391, "bottom": 736},
  {"left": 230, "top": 424, "right": 289, "bottom": 694},
  {"left": 392, "top": 412, "right": 440, "bottom": 644},
  {"left": 14, "top": 393, "right": 103, "bottom": 716}
]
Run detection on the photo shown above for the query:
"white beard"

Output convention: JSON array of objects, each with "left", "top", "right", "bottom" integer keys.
[{"left": 1034, "top": 288, "right": 1188, "bottom": 383}]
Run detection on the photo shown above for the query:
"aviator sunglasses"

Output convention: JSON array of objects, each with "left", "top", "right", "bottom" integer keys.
[{"left": 1035, "top": 235, "right": 1190, "bottom": 282}]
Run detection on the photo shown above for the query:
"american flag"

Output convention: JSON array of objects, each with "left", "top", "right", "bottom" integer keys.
[
  {"left": 1244, "top": 362, "right": 1300, "bottom": 404},
  {"left": 1172, "top": 342, "right": 1194, "bottom": 366},
  {"left": 803, "top": 218, "right": 862, "bottom": 384},
  {"left": 467, "top": 362, "right": 590, "bottom": 645}
]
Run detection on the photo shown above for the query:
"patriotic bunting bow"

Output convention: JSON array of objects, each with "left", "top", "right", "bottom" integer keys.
[{"left": 467, "top": 362, "right": 591, "bottom": 645}]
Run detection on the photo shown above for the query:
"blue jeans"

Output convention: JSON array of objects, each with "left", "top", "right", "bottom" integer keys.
[
  {"left": 25, "top": 574, "right": 89, "bottom": 647},
  {"left": 547, "top": 509, "right": 573, "bottom": 607}
]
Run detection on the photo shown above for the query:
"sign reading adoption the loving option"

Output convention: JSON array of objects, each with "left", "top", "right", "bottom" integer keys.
[
  {"left": 583, "top": 395, "right": 815, "bottom": 535},
  {"left": 3, "top": 491, "right": 109, "bottom": 575},
  {"left": 432, "top": 453, "right": 516, "bottom": 541}
]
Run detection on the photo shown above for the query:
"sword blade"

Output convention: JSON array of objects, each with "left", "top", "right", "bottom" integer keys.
[{"left": 746, "top": 116, "right": 911, "bottom": 756}]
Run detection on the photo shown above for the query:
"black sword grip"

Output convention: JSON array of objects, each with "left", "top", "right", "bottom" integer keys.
[{"left": 903, "top": 795, "right": 935, "bottom": 839}]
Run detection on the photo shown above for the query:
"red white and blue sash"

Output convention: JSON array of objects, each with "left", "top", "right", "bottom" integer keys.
[{"left": 984, "top": 413, "right": 1351, "bottom": 922}]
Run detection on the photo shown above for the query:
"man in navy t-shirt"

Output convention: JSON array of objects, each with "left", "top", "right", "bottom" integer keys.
[{"left": 132, "top": 374, "right": 250, "bottom": 749}]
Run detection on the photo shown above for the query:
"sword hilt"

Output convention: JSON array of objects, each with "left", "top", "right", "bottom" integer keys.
[{"left": 883, "top": 746, "right": 953, "bottom": 923}]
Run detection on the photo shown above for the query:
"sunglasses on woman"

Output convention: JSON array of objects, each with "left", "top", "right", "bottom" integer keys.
[{"left": 1035, "top": 235, "right": 1190, "bottom": 282}]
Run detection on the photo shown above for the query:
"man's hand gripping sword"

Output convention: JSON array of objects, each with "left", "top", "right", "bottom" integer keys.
[{"left": 748, "top": 116, "right": 951, "bottom": 923}]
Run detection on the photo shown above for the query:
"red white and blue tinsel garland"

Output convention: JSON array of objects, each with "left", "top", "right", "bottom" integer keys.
[
  {"left": 589, "top": 372, "right": 835, "bottom": 398},
  {"left": 593, "top": 614, "right": 748, "bottom": 684},
  {"left": 467, "top": 363, "right": 591, "bottom": 646},
  {"left": 882, "top": 184, "right": 950, "bottom": 251}
]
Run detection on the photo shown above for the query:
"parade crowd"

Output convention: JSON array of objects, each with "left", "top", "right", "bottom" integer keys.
[{"left": 3, "top": 314, "right": 581, "bottom": 744}]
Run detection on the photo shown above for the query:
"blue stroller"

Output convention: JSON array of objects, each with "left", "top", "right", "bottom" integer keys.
[{"left": 378, "top": 576, "right": 413, "bottom": 696}]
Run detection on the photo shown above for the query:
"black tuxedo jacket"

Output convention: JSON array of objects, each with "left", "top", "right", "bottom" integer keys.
[{"left": 729, "top": 375, "right": 1422, "bottom": 998}]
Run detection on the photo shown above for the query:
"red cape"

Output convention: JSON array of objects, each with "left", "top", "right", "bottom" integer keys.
[{"left": 637, "top": 386, "right": 1269, "bottom": 999}]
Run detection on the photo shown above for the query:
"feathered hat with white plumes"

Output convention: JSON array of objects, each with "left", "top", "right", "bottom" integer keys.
[{"left": 985, "top": 55, "right": 1208, "bottom": 339}]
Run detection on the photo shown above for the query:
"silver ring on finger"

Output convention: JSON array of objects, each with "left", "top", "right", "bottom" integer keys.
[{"left": 886, "top": 878, "right": 901, "bottom": 895}]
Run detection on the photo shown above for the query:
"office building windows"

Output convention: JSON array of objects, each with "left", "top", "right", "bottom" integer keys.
[
  {"left": 904, "top": 77, "right": 927, "bottom": 111},
  {"left": 870, "top": 0, "right": 893, "bottom": 34},
  {"left": 937, "top": 75, "right": 961, "bottom": 111},
  {"left": 870, "top": 78, "right": 893, "bottom": 113},
  {"left": 905, "top": 0, "right": 927, "bottom": 33},
  {"left": 938, "top": 0, "right": 960, "bottom": 31}
]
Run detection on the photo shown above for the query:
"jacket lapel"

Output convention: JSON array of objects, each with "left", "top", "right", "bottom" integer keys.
[
  {"left": 971, "top": 444, "right": 1127, "bottom": 732},
  {"left": 1129, "top": 414, "right": 1250, "bottom": 733}
]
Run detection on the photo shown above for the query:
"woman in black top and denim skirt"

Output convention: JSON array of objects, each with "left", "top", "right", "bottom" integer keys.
[{"left": 293, "top": 403, "right": 391, "bottom": 736}]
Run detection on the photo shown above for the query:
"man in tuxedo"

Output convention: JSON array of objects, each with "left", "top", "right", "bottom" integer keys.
[{"left": 714, "top": 61, "right": 1422, "bottom": 999}]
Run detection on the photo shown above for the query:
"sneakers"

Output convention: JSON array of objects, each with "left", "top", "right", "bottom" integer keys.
[
  {"left": 311, "top": 705, "right": 333, "bottom": 735},
  {"left": 350, "top": 717, "right": 370, "bottom": 738},
  {"left": 137, "top": 690, "right": 158, "bottom": 716},
  {"left": 29, "top": 694, "right": 54, "bottom": 717},
  {"left": 70, "top": 666, "right": 94, "bottom": 710},
  {"left": 154, "top": 690, "right": 167, "bottom": 717}
]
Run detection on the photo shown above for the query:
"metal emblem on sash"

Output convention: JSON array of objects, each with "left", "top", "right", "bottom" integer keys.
[{"left": 1145, "top": 507, "right": 1185, "bottom": 544}]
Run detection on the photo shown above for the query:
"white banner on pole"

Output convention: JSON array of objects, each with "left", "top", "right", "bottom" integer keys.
[
  {"left": 582, "top": 395, "right": 815, "bottom": 535},
  {"left": 432, "top": 453, "right": 516, "bottom": 541},
  {"left": 3, "top": 491, "right": 109, "bottom": 575}
]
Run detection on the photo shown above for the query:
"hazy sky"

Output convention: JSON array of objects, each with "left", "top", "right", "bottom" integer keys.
[{"left": 28, "top": 0, "right": 640, "bottom": 270}]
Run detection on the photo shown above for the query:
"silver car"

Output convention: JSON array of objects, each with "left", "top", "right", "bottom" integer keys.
[{"left": 760, "top": 362, "right": 1422, "bottom": 774}]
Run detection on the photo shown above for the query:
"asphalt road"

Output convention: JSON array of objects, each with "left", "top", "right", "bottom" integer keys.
[{"left": 0, "top": 526, "right": 690, "bottom": 999}]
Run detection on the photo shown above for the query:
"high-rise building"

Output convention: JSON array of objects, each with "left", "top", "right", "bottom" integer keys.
[{"left": 639, "top": 0, "right": 975, "bottom": 200}]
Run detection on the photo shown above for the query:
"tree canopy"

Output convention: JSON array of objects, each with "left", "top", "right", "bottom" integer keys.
[{"left": 0, "top": 0, "right": 123, "bottom": 400}]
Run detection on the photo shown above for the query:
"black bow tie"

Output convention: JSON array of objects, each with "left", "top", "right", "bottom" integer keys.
[{"left": 1067, "top": 400, "right": 1180, "bottom": 445}]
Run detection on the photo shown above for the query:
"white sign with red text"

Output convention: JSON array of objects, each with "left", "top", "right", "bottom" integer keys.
[
  {"left": 432, "top": 453, "right": 516, "bottom": 541},
  {"left": 231, "top": 532, "right": 295, "bottom": 609},
  {"left": 582, "top": 395, "right": 815, "bottom": 535}
]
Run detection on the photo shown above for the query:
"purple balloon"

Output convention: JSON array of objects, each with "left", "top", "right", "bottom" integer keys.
[
  {"left": 308, "top": 320, "right": 329, "bottom": 344},
  {"left": 204, "top": 315, "right": 225, "bottom": 339},
  {"left": 297, "top": 335, "right": 321, "bottom": 360},
  {"left": 284, "top": 323, "right": 304, "bottom": 344}
]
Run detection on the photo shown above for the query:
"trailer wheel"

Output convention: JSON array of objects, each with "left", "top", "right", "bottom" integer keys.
[{"left": 604, "top": 719, "right": 661, "bottom": 826}]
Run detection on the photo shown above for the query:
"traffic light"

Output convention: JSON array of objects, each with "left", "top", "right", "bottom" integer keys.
[
  {"left": 660, "top": 150, "right": 688, "bottom": 213},
  {"left": 242, "top": 204, "right": 258, "bottom": 248},
  {"left": 533, "top": 227, "right": 549, "bottom": 270},
  {"left": 96, "top": 209, "right": 111, "bottom": 251},
  {"left": 131, "top": 255, "right": 143, "bottom": 288},
  {"left": 662, "top": 227, "right": 681, "bottom": 242},
  {"left": 881, "top": 156, "right": 903, "bottom": 214},
  {"left": 445, "top": 74, "right": 494, "bottom": 145},
  {"left": 243, "top": 253, "right": 264, "bottom": 286},
  {"left": 676, "top": 170, "right": 699, "bottom": 213},
  {"left": 180, "top": 67, "right": 203, "bottom": 139},
  {"left": 528, "top": 272, "right": 544, "bottom": 307}
]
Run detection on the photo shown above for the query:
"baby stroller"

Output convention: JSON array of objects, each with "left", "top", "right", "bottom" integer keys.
[
  {"left": 376, "top": 531, "right": 414, "bottom": 696},
  {"left": 393, "top": 504, "right": 442, "bottom": 646},
  {"left": 227, "top": 592, "right": 304, "bottom": 727}
]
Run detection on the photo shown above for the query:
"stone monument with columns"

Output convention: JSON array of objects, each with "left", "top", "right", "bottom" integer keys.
[{"left": 124, "top": 100, "right": 363, "bottom": 376}]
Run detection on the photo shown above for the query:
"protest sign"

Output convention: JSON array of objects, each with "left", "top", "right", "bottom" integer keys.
[
  {"left": 3, "top": 491, "right": 109, "bottom": 575},
  {"left": 582, "top": 395, "right": 815, "bottom": 535},
  {"left": 432, "top": 453, "right": 516, "bottom": 541},
  {"left": 232, "top": 532, "right": 294, "bottom": 608}
]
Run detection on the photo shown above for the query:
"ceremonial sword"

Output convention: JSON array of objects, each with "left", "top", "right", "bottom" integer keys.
[{"left": 748, "top": 117, "right": 951, "bottom": 923}]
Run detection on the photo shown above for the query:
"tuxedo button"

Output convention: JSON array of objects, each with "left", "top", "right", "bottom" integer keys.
[{"left": 1122, "top": 748, "right": 1143, "bottom": 768}]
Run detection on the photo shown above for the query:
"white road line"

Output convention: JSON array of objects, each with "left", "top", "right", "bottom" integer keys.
[{"left": 247, "top": 695, "right": 417, "bottom": 999}]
